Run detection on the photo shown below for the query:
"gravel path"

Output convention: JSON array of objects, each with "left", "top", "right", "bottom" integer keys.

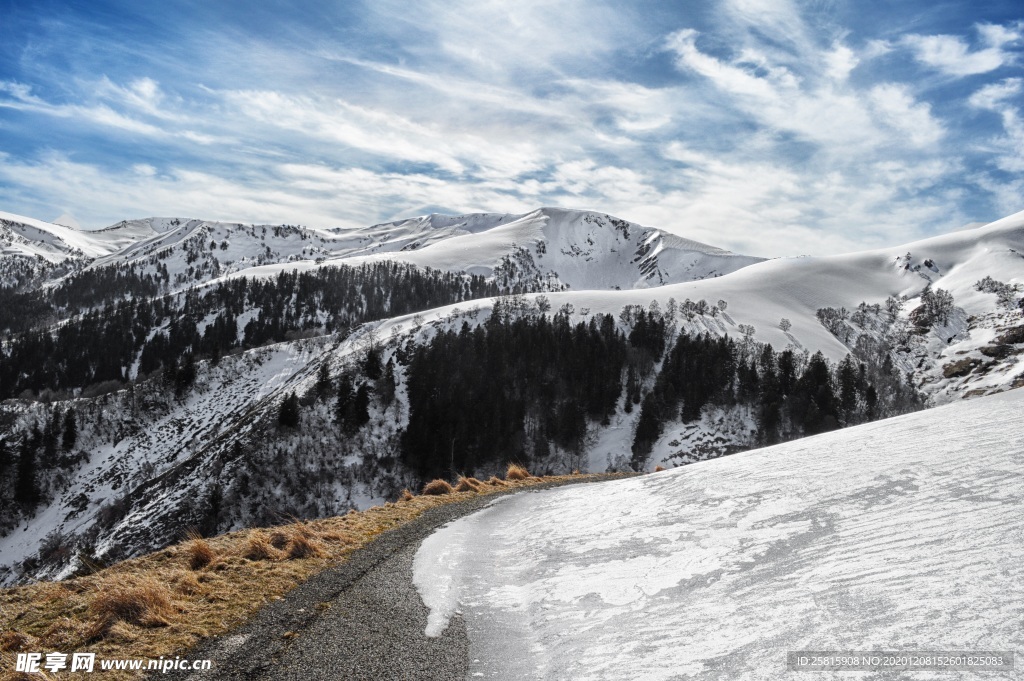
[{"left": 161, "top": 477, "right": 625, "bottom": 681}]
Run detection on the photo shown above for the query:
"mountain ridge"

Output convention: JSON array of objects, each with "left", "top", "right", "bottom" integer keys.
[{"left": 0, "top": 205, "right": 1022, "bottom": 586}]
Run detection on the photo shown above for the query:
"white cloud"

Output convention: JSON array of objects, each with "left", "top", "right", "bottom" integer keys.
[
  {"left": 903, "top": 22, "right": 1021, "bottom": 77},
  {"left": 364, "top": 0, "right": 639, "bottom": 78},
  {"left": 665, "top": 30, "right": 944, "bottom": 153},
  {"left": 969, "top": 77, "right": 1023, "bottom": 109},
  {"left": 823, "top": 43, "right": 859, "bottom": 82},
  {"left": 646, "top": 141, "right": 966, "bottom": 255},
  {"left": 0, "top": 153, "right": 535, "bottom": 231},
  {"left": 719, "top": 0, "right": 813, "bottom": 55},
  {"left": 868, "top": 83, "right": 945, "bottom": 147},
  {"left": 968, "top": 78, "right": 1024, "bottom": 173},
  {"left": 0, "top": 79, "right": 216, "bottom": 143}
]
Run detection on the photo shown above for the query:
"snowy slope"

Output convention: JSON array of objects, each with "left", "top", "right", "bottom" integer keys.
[
  {"left": 1, "top": 208, "right": 761, "bottom": 296},
  {"left": 334, "top": 208, "right": 763, "bottom": 290},
  {"left": 0, "top": 211, "right": 157, "bottom": 286},
  {"left": 0, "top": 210, "right": 143, "bottom": 262},
  {"left": 0, "top": 338, "right": 340, "bottom": 583},
  {"left": 371, "top": 209, "right": 1024, "bottom": 401},
  {"left": 414, "top": 387, "right": 1024, "bottom": 681},
  {"left": 543, "top": 209, "right": 1023, "bottom": 357},
  {"left": 3, "top": 206, "right": 1023, "bottom": 586}
]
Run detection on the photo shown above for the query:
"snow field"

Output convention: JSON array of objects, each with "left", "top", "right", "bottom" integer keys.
[{"left": 414, "top": 388, "right": 1024, "bottom": 680}]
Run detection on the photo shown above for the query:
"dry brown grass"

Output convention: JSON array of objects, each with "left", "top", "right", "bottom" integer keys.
[
  {"left": 454, "top": 476, "right": 483, "bottom": 493},
  {"left": 422, "top": 479, "right": 455, "bottom": 495},
  {"left": 0, "top": 630, "right": 33, "bottom": 652},
  {"left": 88, "top": 576, "right": 176, "bottom": 628},
  {"left": 184, "top": 531, "right": 216, "bottom": 570},
  {"left": 654, "top": 465, "right": 666, "bottom": 472},
  {"left": 0, "top": 471, "right": 625, "bottom": 680},
  {"left": 399, "top": 488, "right": 415, "bottom": 502},
  {"left": 268, "top": 529, "right": 290, "bottom": 550},
  {"left": 486, "top": 476, "right": 507, "bottom": 486},
  {"left": 285, "top": 532, "right": 325, "bottom": 560},
  {"left": 505, "top": 463, "right": 530, "bottom": 481},
  {"left": 242, "top": 531, "right": 281, "bottom": 561},
  {"left": 3, "top": 672, "right": 39, "bottom": 681}
]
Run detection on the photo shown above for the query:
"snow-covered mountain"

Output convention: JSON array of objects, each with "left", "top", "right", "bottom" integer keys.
[
  {"left": 1, "top": 205, "right": 1022, "bottom": 586},
  {"left": 0, "top": 211, "right": 155, "bottom": 287},
  {"left": 325, "top": 208, "right": 764, "bottom": 290},
  {"left": 524, "top": 209, "right": 1024, "bottom": 395},
  {"left": 0, "top": 208, "right": 763, "bottom": 296},
  {"left": 414, "top": 387, "right": 1024, "bottom": 680}
]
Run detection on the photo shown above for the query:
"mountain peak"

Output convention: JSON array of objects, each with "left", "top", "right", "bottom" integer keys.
[{"left": 52, "top": 212, "right": 81, "bottom": 230}]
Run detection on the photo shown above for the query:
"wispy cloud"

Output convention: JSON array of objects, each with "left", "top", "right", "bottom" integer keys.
[
  {"left": 903, "top": 22, "right": 1022, "bottom": 77},
  {"left": 969, "top": 78, "right": 1024, "bottom": 177},
  {"left": 0, "top": 2, "right": 1021, "bottom": 257}
]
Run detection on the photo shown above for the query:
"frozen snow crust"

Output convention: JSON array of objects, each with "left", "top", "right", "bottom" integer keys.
[{"left": 415, "top": 388, "right": 1024, "bottom": 680}]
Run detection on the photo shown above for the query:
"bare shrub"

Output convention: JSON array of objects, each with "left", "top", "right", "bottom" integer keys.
[
  {"left": 172, "top": 570, "right": 202, "bottom": 596},
  {"left": 269, "top": 530, "right": 290, "bottom": 550}
]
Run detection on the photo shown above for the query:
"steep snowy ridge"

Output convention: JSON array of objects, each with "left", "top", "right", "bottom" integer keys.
[
  {"left": 0, "top": 211, "right": 160, "bottom": 287},
  {"left": 332, "top": 208, "right": 763, "bottom": 291},
  {"left": 321, "top": 211, "right": 522, "bottom": 257},
  {"left": 2, "top": 207, "right": 763, "bottom": 296}
]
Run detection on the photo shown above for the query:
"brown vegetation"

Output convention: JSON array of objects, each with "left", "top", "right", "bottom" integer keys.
[
  {"left": 285, "top": 533, "right": 325, "bottom": 560},
  {"left": 505, "top": 463, "right": 530, "bottom": 481},
  {"left": 454, "top": 476, "right": 483, "bottom": 492},
  {"left": 422, "top": 479, "right": 455, "bottom": 495},
  {"left": 0, "top": 471, "right": 620, "bottom": 680},
  {"left": 184, "top": 532, "right": 215, "bottom": 570},
  {"left": 88, "top": 576, "right": 175, "bottom": 628},
  {"left": 242, "top": 531, "right": 281, "bottom": 561}
]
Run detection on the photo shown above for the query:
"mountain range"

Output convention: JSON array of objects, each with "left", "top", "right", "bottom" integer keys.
[{"left": 1, "top": 206, "right": 1022, "bottom": 585}]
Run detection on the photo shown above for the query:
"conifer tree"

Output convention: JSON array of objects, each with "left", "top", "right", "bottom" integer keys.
[
  {"left": 62, "top": 408, "right": 78, "bottom": 451},
  {"left": 15, "top": 437, "right": 39, "bottom": 508},
  {"left": 315, "top": 362, "right": 332, "bottom": 400},
  {"left": 278, "top": 391, "right": 300, "bottom": 429}
]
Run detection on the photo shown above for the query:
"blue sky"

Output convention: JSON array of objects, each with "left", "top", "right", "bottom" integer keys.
[{"left": 0, "top": 0, "right": 1021, "bottom": 256}]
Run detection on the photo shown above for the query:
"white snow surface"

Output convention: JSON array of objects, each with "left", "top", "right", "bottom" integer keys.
[
  {"left": 336, "top": 208, "right": 762, "bottom": 290},
  {"left": 414, "top": 388, "right": 1024, "bottom": 680},
  {"left": 0, "top": 210, "right": 156, "bottom": 262}
]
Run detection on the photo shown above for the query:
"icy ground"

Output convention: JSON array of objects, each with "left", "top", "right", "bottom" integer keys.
[{"left": 414, "top": 389, "right": 1024, "bottom": 680}]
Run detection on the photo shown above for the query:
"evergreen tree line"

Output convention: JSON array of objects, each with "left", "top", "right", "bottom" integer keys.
[
  {"left": 1, "top": 405, "right": 79, "bottom": 511},
  {"left": 631, "top": 333, "right": 921, "bottom": 469},
  {"left": 400, "top": 310, "right": 638, "bottom": 481},
  {"left": 0, "top": 262, "right": 500, "bottom": 400},
  {"left": 0, "top": 263, "right": 167, "bottom": 336}
]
